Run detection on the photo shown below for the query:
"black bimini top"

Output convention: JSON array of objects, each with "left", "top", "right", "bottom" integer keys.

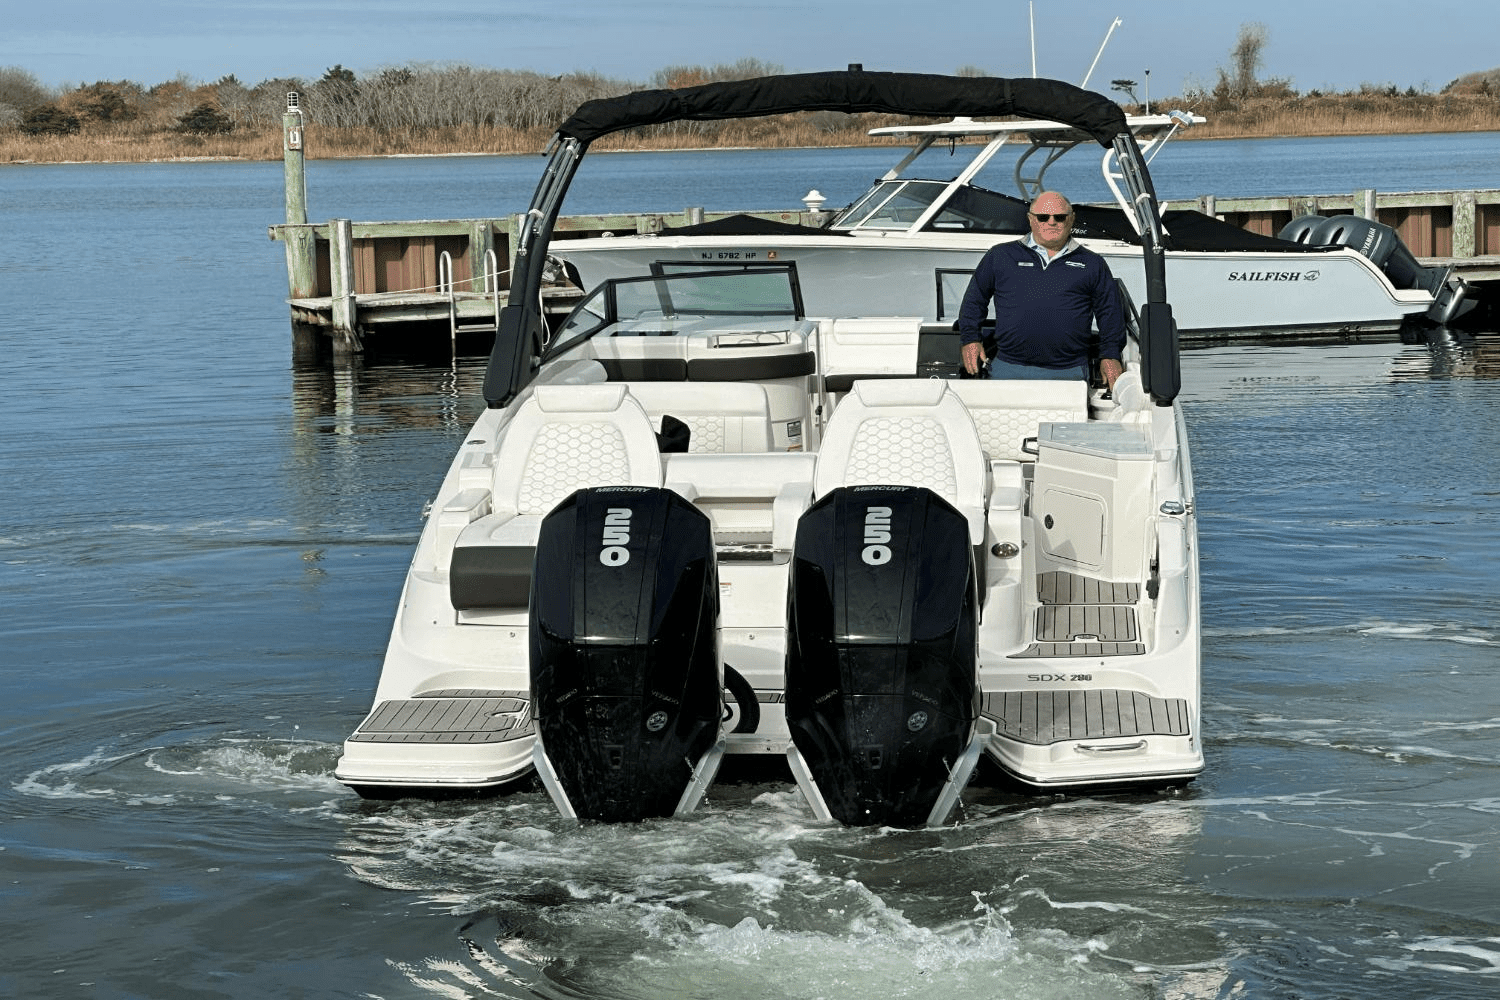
[{"left": 556, "top": 70, "right": 1129, "bottom": 148}]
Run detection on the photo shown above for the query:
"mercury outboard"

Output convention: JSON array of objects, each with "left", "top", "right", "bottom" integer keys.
[
  {"left": 786, "top": 486, "right": 981, "bottom": 827},
  {"left": 530, "top": 486, "right": 724, "bottom": 821},
  {"left": 1280, "top": 214, "right": 1474, "bottom": 324}
]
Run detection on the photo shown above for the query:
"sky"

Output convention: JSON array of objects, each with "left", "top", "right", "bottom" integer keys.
[{"left": 5, "top": 0, "right": 1497, "bottom": 97}]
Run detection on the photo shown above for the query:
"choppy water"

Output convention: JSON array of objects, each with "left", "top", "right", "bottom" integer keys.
[{"left": 3, "top": 141, "right": 1499, "bottom": 998}]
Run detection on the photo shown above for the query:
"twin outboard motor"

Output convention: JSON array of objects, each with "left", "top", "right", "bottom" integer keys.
[
  {"left": 786, "top": 486, "right": 980, "bottom": 827},
  {"left": 530, "top": 486, "right": 723, "bottom": 822},
  {"left": 1280, "top": 214, "right": 1473, "bottom": 323}
]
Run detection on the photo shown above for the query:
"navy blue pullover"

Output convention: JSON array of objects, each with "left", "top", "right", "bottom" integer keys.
[{"left": 957, "top": 240, "right": 1126, "bottom": 368}]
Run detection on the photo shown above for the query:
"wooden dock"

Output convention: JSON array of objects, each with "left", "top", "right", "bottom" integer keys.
[{"left": 266, "top": 95, "right": 1497, "bottom": 355}]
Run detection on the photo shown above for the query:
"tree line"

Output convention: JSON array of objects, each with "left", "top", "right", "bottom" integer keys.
[
  {"left": 0, "top": 59, "right": 788, "bottom": 138},
  {"left": 1, "top": 33, "right": 1496, "bottom": 150}
]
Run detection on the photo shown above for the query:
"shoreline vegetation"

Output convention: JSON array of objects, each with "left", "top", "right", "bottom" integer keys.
[
  {"left": 7, "top": 100, "right": 1500, "bottom": 166},
  {"left": 4, "top": 56, "right": 1499, "bottom": 166}
]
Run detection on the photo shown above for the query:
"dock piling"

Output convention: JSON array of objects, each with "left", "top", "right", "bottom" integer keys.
[
  {"left": 282, "top": 93, "right": 307, "bottom": 226},
  {"left": 279, "top": 93, "right": 318, "bottom": 304},
  {"left": 329, "top": 218, "right": 360, "bottom": 352}
]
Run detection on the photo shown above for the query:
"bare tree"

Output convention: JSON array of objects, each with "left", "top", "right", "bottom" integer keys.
[
  {"left": 0, "top": 65, "right": 51, "bottom": 110},
  {"left": 1220, "top": 21, "right": 1268, "bottom": 99}
]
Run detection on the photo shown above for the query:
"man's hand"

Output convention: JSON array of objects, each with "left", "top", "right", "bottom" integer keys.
[
  {"left": 1100, "top": 358, "right": 1123, "bottom": 390},
  {"left": 961, "top": 341, "right": 985, "bottom": 376}
]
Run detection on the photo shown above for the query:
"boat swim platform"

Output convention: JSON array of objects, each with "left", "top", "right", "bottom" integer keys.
[
  {"left": 981, "top": 689, "right": 1191, "bottom": 745},
  {"left": 347, "top": 689, "right": 533, "bottom": 745},
  {"left": 270, "top": 189, "right": 1500, "bottom": 357}
]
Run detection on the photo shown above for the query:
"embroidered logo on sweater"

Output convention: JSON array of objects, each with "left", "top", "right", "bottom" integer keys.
[
  {"left": 1065, "top": 260, "right": 1086, "bottom": 268},
  {"left": 1017, "top": 261, "right": 1035, "bottom": 267}
]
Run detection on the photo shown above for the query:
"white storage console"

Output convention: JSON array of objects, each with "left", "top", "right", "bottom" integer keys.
[{"left": 1031, "top": 422, "right": 1154, "bottom": 581}]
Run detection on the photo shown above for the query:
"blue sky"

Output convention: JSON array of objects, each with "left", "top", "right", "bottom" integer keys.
[{"left": 6, "top": 0, "right": 1496, "bottom": 96}]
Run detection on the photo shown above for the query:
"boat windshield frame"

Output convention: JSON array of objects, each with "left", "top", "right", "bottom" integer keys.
[
  {"left": 831, "top": 179, "right": 949, "bottom": 230},
  {"left": 830, "top": 112, "right": 1201, "bottom": 236},
  {"left": 542, "top": 264, "right": 805, "bottom": 363}
]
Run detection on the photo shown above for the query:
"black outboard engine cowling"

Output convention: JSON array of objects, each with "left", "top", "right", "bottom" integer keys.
[
  {"left": 530, "top": 486, "right": 722, "bottom": 822},
  {"left": 786, "top": 485, "right": 978, "bottom": 827}
]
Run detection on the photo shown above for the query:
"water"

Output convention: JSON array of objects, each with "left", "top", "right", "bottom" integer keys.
[
  {"left": 258, "top": 129, "right": 1500, "bottom": 221},
  {"left": 3, "top": 137, "right": 1500, "bottom": 998}
]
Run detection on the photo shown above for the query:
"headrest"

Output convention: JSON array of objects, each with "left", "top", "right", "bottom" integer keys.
[
  {"left": 850, "top": 378, "right": 949, "bottom": 407},
  {"left": 533, "top": 383, "right": 629, "bottom": 413}
]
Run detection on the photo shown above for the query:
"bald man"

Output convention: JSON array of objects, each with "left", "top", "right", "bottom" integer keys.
[{"left": 958, "top": 191, "right": 1125, "bottom": 389}]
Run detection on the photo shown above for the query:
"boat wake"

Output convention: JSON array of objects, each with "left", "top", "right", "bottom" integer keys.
[
  {"left": 14, "top": 737, "right": 344, "bottom": 805},
  {"left": 321, "top": 777, "right": 1299, "bottom": 999}
]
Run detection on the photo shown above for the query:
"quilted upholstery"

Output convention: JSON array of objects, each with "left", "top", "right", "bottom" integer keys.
[
  {"left": 947, "top": 380, "right": 1089, "bottom": 461},
  {"left": 842, "top": 416, "right": 958, "bottom": 496},
  {"left": 516, "top": 422, "right": 634, "bottom": 511},
  {"left": 813, "top": 379, "right": 986, "bottom": 538},
  {"left": 624, "top": 382, "right": 774, "bottom": 453},
  {"left": 492, "top": 384, "right": 662, "bottom": 518}
]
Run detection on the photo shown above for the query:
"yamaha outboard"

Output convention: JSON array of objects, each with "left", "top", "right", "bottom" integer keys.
[
  {"left": 530, "top": 486, "right": 724, "bottom": 821},
  {"left": 786, "top": 486, "right": 980, "bottom": 827},
  {"left": 1280, "top": 214, "right": 1474, "bottom": 324}
]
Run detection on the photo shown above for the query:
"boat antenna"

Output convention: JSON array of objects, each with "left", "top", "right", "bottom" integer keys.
[
  {"left": 1079, "top": 17, "right": 1122, "bottom": 89},
  {"left": 1029, "top": 2, "right": 1037, "bottom": 77}
]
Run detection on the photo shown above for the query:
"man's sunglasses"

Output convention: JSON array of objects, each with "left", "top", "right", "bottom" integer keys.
[{"left": 1030, "top": 212, "right": 1072, "bottom": 222}]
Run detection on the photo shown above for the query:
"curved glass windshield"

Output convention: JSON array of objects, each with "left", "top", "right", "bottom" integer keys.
[
  {"left": 544, "top": 266, "right": 802, "bottom": 362},
  {"left": 925, "top": 184, "right": 1031, "bottom": 234},
  {"left": 830, "top": 180, "right": 947, "bottom": 231}
]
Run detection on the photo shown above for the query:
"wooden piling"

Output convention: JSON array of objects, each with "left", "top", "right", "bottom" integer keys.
[
  {"left": 329, "top": 218, "right": 360, "bottom": 353},
  {"left": 280, "top": 93, "right": 318, "bottom": 303},
  {"left": 1453, "top": 191, "right": 1477, "bottom": 258},
  {"left": 282, "top": 93, "right": 307, "bottom": 226}
]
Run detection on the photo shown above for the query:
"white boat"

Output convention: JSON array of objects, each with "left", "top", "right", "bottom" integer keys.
[
  {"left": 336, "top": 70, "right": 1204, "bottom": 825},
  {"left": 550, "top": 113, "right": 1472, "bottom": 338}
]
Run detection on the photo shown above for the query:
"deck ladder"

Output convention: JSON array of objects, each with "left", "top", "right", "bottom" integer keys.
[{"left": 439, "top": 249, "right": 503, "bottom": 351}]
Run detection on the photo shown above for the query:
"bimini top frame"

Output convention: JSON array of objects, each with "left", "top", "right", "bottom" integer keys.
[{"left": 483, "top": 67, "right": 1179, "bottom": 408}]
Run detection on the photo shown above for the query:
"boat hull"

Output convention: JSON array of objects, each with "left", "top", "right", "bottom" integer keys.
[{"left": 553, "top": 233, "right": 1428, "bottom": 337}]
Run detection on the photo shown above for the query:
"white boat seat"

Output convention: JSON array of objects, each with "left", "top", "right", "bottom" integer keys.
[
  {"left": 664, "top": 451, "right": 817, "bottom": 550},
  {"left": 813, "top": 378, "right": 987, "bottom": 541},
  {"left": 947, "top": 379, "right": 1089, "bottom": 462},
  {"left": 818, "top": 316, "right": 922, "bottom": 392},
  {"left": 450, "top": 384, "right": 662, "bottom": 610},
  {"left": 623, "top": 381, "right": 774, "bottom": 453}
]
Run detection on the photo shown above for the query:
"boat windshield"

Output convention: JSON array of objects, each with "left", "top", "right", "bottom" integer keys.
[
  {"left": 830, "top": 180, "right": 947, "bottom": 230},
  {"left": 926, "top": 185, "right": 1032, "bottom": 234},
  {"left": 544, "top": 266, "right": 802, "bottom": 361}
]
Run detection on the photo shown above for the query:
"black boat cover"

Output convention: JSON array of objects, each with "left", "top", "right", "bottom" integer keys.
[
  {"left": 660, "top": 213, "right": 850, "bottom": 238},
  {"left": 1072, "top": 205, "right": 1344, "bottom": 254},
  {"left": 556, "top": 71, "right": 1129, "bottom": 148}
]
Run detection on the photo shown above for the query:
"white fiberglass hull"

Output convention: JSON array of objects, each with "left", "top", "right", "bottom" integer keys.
[
  {"left": 336, "top": 361, "right": 1202, "bottom": 803},
  {"left": 554, "top": 232, "right": 1429, "bottom": 337}
]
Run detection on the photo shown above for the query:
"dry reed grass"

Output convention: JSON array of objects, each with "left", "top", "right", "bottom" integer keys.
[
  {"left": 3, "top": 96, "right": 1496, "bottom": 164},
  {"left": 1181, "top": 92, "right": 1500, "bottom": 139}
]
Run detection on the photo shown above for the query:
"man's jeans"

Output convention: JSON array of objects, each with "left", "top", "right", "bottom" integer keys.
[{"left": 985, "top": 357, "right": 1089, "bottom": 381}]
